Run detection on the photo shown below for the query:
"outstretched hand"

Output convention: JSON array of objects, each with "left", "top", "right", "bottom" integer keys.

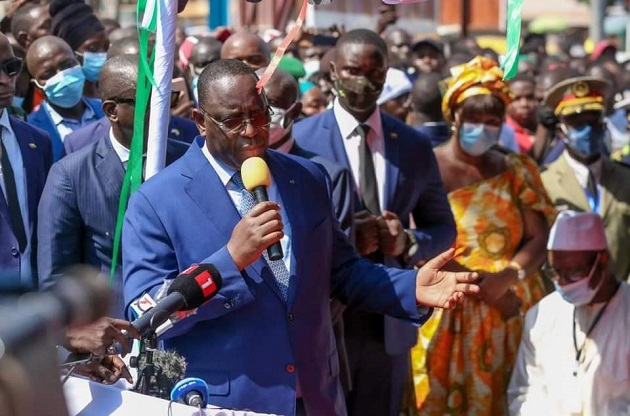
[{"left": 415, "top": 248, "right": 480, "bottom": 309}]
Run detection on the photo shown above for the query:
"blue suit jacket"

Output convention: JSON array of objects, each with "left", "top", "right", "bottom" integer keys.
[
  {"left": 122, "top": 138, "right": 427, "bottom": 415},
  {"left": 293, "top": 109, "right": 456, "bottom": 354},
  {"left": 63, "top": 115, "right": 199, "bottom": 155},
  {"left": 27, "top": 97, "right": 104, "bottom": 162},
  {"left": 0, "top": 118, "right": 52, "bottom": 291},
  {"left": 37, "top": 130, "right": 188, "bottom": 317}
]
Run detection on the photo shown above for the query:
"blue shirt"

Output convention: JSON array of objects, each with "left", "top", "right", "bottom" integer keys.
[{"left": 44, "top": 99, "right": 99, "bottom": 143}]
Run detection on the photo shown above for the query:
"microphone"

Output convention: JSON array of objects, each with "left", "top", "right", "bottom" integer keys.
[
  {"left": 131, "top": 264, "right": 223, "bottom": 337},
  {"left": 0, "top": 266, "right": 109, "bottom": 356},
  {"left": 171, "top": 377, "right": 209, "bottom": 408},
  {"left": 241, "top": 156, "right": 283, "bottom": 261}
]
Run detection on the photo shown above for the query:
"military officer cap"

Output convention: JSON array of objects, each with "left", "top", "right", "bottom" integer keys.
[{"left": 543, "top": 76, "right": 611, "bottom": 117}]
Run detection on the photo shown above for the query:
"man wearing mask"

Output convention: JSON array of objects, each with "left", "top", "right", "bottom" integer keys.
[
  {"left": 508, "top": 211, "right": 630, "bottom": 415},
  {"left": 49, "top": 0, "right": 109, "bottom": 98},
  {"left": 189, "top": 36, "right": 222, "bottom": 106},
  {"left": 37, "top": 55, "right": 188, "bottom": 317},
  {"left": 541, "top": 76, "right": 630, "bottom": 281},
  {"left": 220, "top": 31, "right": 270, "bottom": 70},
  {"left": 26, "top": 36, "right": 104, "bottom": 161},
  {"left": 0, "top": 32, "right": 52, "bottom": 293},
  {"left": 294, "top": 29, "right": 456, "bottom": 416}
]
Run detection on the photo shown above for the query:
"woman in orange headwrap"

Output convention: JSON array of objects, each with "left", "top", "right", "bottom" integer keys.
[{"left": 408, "top": 57, "right": 556, "bottom": 415}]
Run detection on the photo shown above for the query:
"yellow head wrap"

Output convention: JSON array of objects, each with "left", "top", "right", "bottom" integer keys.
[{"left": 441, "top": 56, "right": 513, "bottom": 122}]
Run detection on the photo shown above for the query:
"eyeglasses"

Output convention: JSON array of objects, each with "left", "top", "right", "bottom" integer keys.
[
  {"left": 108, "top": 91, "right": 181, "bottom": 109},
  {"left": 198, "top": 106, "right": 273, "bottom": 134},
  {"left": 0, "top": 58, "right": 23, "bottom": 77},
  {"left": 542, "top": 255, "right": 600, "bottom": 284}
]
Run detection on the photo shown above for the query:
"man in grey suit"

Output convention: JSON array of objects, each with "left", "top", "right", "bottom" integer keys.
[{"left": 37, "top": 54, "right": 188, "bottom": 317}]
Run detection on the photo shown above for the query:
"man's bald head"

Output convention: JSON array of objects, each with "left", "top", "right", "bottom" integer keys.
[
  {"left": 25, "top": 35, "right": 75, "bottom": 75},
  {"left": 99, "top": 54, "right": 138, "bottom": 100},
  {"left": 108, "top": 27, "right": 138, "bottom": 44},
  {"left": 190, "top": 36, "right": 222, "bottom": 68},
  {"left": 107, "top": 35, "right": 140, "bottom": 59},
  {"left": 256, "top": 67, "right": 299, "bottom": 108},
  {"left": 220, "top": 31, "right": 270, "bottom": 69}
]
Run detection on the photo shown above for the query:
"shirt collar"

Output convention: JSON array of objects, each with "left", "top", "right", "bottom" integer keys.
[
  {"left": 0, "top": 109, "right": 11, "bottom": 132},
  {"left": 563, "top": 150, "right": 603, "bottom": 183},
  {"left": 44, "top": 99, "right": 95, "bottom": 126},
  {"left": 201, "top": 141, "right": 237, "bottom": 187},
  {"left": 506, "top": 116, "right": 532, "bottom": 134},
  {"left": 108, "top": 128, "right": 130, "bottom": 164},
  {"left": 333, "top": 98, "right": 383, "bottom": 140}
]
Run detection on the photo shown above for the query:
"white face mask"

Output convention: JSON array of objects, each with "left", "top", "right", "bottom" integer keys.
[
  {"left": 553, "top": 254, "right": 603, "bottom": 306},
  {"left": 268, "top": 105, "right": 293, "bottom": 147}
]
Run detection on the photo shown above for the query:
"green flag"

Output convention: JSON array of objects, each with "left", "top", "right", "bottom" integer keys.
[{"left": 501, "top": 0, "right": 523, "bottom": 81}]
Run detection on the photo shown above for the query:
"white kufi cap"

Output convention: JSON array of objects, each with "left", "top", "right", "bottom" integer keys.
[
  {"left": 377, "top": 68, "right": 413, "bottom": 106},
  {"left": 547, "top": 210, "right": 608, "bottom": 251}
]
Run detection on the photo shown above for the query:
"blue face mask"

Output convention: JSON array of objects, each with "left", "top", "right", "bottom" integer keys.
[
  {"left": 35, "top": 64, "right": 85, "bottom": 109},
  {"left": 12, "top": 96, "right": 24, "bottom": 108},
  {"left": 192, "top": 75, "right": 199, "bottom": 106},
  {"left": 458, "top": 122, "right": 501, "bottom": 156},
  {"left": 562, "top": 124, "right": 606, "bottom": 159},
  {"left": 81, "top": 52, "right": 107, "bottom": 82}
]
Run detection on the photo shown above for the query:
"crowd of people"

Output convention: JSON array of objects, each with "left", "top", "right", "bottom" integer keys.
[{"left": 0, "top": 0, "right": 629, "bottom": 415}]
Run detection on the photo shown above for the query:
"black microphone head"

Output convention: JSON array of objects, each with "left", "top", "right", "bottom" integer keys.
[{"left": 167, "top": 264, "right": 223, "bottom": 310}]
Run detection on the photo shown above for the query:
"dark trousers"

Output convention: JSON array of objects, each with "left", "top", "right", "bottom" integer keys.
[
  {"left": 344, "top": 310, "right": 409, "bottom": 416},
  {"left": 296, "top": 398, "right": 307, "bottom": 416}
]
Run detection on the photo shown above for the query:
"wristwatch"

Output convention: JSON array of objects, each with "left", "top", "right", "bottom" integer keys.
[
  {"left": 509, "top": 261, "right": 526, "bottom": 281},
  {"left": 405, "top": 230, "right": 419, "bottom": 258}
]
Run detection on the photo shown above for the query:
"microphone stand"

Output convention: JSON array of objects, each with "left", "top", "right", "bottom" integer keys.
[{"left": 130, "top": 333, "right": 158, "bottom": 396}]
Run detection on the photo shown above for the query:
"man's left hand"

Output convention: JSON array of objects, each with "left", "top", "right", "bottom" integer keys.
[
  {"left": 74, "top": 355, "right": 133, "bottom": 385},
  {"left": 415, "top": 248, "right": 480, "bottom": 309},
  {"left": 377, "top": 210, "right": 407, "bottom": 257}
]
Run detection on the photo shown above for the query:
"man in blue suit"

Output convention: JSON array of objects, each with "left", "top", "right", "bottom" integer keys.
[
  {"left": 37, "top": 55, "right": 188, "bottom": 317},
  {"left": 26, "top": 36, "right": 104, "bottom": 161},
  {"left": 122, "top": 59, "right": 477, "bottom": 416},
  {"left": 0, "top": 33, "right": 52, "bottom": 292},
  {"left": 293, "top": 29, "right": 456, "bottom": 416}
]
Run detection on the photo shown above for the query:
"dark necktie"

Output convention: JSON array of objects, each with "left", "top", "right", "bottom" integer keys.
[
  {"left": 357, "top": 124, "right": 380, "bottom": 214},
  {"left": 232, "top": 172, "right": 290, "bottom": 301},
  {"left": 0, "top": 137, "right": 27, "bottom": 252},
  {"left": 586, "top": 169, "right": 599, "bottom": 212}
]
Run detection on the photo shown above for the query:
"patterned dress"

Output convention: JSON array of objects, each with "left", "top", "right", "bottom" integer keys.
[{"left": 410, "top": 153, "right": 556, "bottom": 415}]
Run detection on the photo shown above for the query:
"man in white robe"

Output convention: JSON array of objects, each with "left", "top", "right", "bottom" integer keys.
[{"left": 508, "top": 211, "right": 630, "bottom": 416}]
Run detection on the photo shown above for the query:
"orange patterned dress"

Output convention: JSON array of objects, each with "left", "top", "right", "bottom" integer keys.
[{"left": 410, "top": 153, "right": 556, "bottom": 415}]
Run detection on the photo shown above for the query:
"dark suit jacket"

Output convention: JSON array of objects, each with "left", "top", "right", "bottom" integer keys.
[
  {"left": 0, "top": 118, "right": 52, "bottom": 292},
  {"left": 63, "top": 115, "right": 199, "bottom": 155},
  {"left": 37, "top": 130, "right": 188, "bottom": 316},
  {"left": 122, "top": 140, "right": 428, "bottom": 415},
  {"left": 27, "top": 97, "right": 104, "bottom": 162},
  {"left": 294, "top": 109, "right": 456, "bottom": 354}
]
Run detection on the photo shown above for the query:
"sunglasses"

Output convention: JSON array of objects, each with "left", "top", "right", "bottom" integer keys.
[
  {"left": 0, "top": 58, "right": 23, "bottom": 77},
  {"left": 109, "top": 91, "right": 181, "bottom": 109},
  {"left": 198, "top": 107, "right": 273, "bottom": 134}
]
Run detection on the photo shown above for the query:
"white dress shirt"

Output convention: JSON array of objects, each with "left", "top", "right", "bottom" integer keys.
[
  {"left": 563, "top": 150, "right": 602, "bottom": 213},
  {"left": 109, "top": 128, "right": 130, "bottom": 168},
  {"left": 0, "top": 109, "right": 32, "bottom": 286},
  {"left": 202, "top": 144, "right": 292, "bottom": 273},
  {"left": 508, "top": 283, "right": 630, "bottom": 416},
  {"left": 333, "top": 99, "right": 386, "bottom": 211}
]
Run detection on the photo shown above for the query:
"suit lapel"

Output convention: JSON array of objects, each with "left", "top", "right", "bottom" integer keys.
[
  {"left": 553, "top": 156, "right": 591, "bottom": 212},
  {"left": 323, "top": 110, "right": 352, "bottom": 170},
  {"left": 12, "top": 119, "right": 40, "bottom": 231},
  {"left": 267, "top": 152, "right": 303, "bottom": 307},
  {"left": 95, "top": 135, "right": 125, "bottom": 198},
  {"left": 381, "top": 114, "right": 400, "bottom": 210},
  {"left": 183, "top": 144, "right": 267, "bottom": 284}
]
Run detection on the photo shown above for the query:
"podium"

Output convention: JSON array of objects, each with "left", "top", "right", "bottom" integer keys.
[{"left": 63, "top": 376, "right": 278, "bottom": 416}]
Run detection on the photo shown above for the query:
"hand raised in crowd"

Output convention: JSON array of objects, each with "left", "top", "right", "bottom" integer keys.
[
  {"left": 477, "top": 268, "right": 520, "bottom": 304},
  {"left": 171, "top": 96, "right": 195, "bottom": 119},
  {"left": 415, "top": 248, "right": 480, "bottom": 309},
  {"left": 74, "top": 355, "right": 133, "bottom": 385},
  {"left": 227, "top": 202, "right": 284, "bottom": 271},
  {"left": 376, "top": 210, "right": 407, "bottom": 257},
  {"left": 65, "top": 317, "right": 141, "bottom": 357},
  {"left": 488, "top": 290, "right": 523, "bottom": 321},
  {"left": 354, "top": 210, "right": 380, "bottom": 256}
]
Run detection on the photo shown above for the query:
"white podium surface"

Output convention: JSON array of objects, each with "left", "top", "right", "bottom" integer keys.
[{"left": 63, "top": 376, "right": 277, "bottom": 416}]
